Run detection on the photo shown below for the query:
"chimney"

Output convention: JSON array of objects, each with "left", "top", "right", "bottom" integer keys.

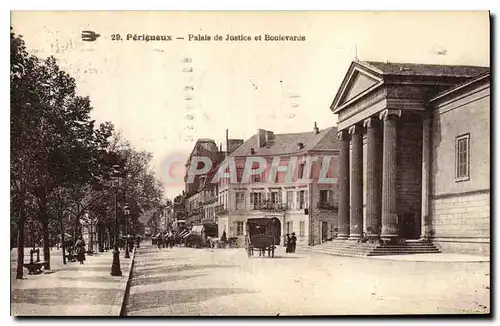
[
  {"left": 314, "top": 122, "right": 319, "bottom": 134},
  {"left": 226, "top": 129, "right": 229, "bottom": 152},
  {"left": 257, "top": 129, "right": 266, "bottom": 148},
  {"left": 227, "top": 139, "right": 244, "bottom": 155}
]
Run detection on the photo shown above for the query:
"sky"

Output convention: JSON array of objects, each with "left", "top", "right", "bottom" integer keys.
[{"left": 11, "top": 11, "right": 490, "bottom": 199}]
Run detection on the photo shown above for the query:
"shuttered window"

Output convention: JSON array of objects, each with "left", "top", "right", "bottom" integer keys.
[{"left": 455, "top": 134, "right": 470, "bottom": 181}]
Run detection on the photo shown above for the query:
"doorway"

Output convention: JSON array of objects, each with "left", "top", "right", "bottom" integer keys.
[{"left": 321, "top": 221, "right": 328, "bottom": 242}]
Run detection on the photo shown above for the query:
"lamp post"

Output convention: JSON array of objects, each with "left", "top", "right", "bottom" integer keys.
[
  {"left": 124, "top": 204, "right": 130, "bottom": 258},
  {"left": 110, "top": 164, "right": 123, "bottom": 277}
]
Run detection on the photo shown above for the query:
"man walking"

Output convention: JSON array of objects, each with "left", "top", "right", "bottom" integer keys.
[{"left": 290, "top": 232, "right": 297, "bottom": 253}]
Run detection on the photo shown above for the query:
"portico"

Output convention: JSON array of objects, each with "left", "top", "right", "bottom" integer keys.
[{"left": 331, "top": 60, "right": 485, "bottom": 244}]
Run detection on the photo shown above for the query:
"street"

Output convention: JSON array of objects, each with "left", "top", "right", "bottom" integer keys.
[{"left": 124, "top": 244, "right": 490, "bottom": 316}]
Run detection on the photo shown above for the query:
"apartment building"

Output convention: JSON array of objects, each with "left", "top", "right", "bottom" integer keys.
[{"left": 216, "top": 124, "right": 340, "bottom": 247}]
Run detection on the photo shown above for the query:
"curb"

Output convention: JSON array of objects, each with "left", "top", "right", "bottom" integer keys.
[
  {"left": 119, "top": 247, "right": 137, "bottom": 316},
  {"left": 295, "top": 247, "right": 490, "bottom": 263}
]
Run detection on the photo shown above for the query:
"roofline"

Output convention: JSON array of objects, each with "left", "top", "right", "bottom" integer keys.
[
  {"left": 224, "top": 148, "right": 339, "bottom": 159},
  {"left": 330, "top": 61, "right": 384, "bottom": 114},
  {"left": 430, "top": 72, "right": 490, "bottom": 103},
  {"left": 226, "top": 127, "right": 337, "bottom": 158}
]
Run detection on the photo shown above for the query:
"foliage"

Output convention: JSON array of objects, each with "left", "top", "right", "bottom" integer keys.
[{"left": 11, "top": 29, "right": 164, "bottom": 277}]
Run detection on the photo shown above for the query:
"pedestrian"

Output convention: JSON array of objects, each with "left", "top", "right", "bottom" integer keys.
[
  {"left": 285, "top": 233, "right": 291, "bottom": 253},
  {"left": 291, "top": 232, "right": 297, "bottom": 253},
  {"left": 168, "top": 232, "right": 173, "bottom": 248},
  {"left": 157, "top": 234, "right": 163, "bottom": 249},
  {"left": 75, "top": 237, "right": 86, "bottom": 265}
]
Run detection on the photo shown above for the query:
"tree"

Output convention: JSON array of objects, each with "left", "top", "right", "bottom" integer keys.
[
  {"left": 11, "top": 30, "right": 43, "bottom": 279},
  {"left": 11, "top": 29, "right": 114, "bottom": 273}
]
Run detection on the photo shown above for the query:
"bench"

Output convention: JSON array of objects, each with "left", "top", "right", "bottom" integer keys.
[{"left": 23, "top": 261, "right": 46, "bottom": 275}]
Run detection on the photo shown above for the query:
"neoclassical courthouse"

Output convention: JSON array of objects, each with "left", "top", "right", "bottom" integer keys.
[{"left": 331, "top": 61, "right": 490, "bottom": 255}]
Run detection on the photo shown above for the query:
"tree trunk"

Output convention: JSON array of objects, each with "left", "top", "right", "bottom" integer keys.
[
  {"left": 38, "top": 194, "right": 51, "bottom": 270},
  {"left": 41, "top": 217, "right": 51, "bottom": 270},
  {"left": 16, "top": 206, "right": 26, "bottom": 279},
  {"left": 60, "top": 213, "right": 66, "bottom": 264}
]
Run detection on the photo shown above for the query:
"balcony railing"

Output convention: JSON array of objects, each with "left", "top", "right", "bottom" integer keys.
[
  {"left": 203, "top": 197, "right": 218, "bottom": 205},
  {"left": 317, "top": 201, "right": 339, "bottom": 212},
  {"left": 215, "top": 204, "right": 229, "bottom": 215},
  {"left": 252, "top": 202, "right": 288, "bottom": 212}
]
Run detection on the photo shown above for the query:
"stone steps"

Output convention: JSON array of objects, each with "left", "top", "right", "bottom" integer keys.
[{"left": 298, "top": 241, "right": 441, "bottom": 257}]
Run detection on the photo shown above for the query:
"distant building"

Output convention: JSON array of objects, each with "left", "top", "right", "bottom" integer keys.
[
  {"left": 216, "top": 124, "right": 340, "bottom": 247},
  {"left": 183, "top": 132, "right": 244, "bottom": 226},
  {"left": 331, "top": 60, "right": 490, "bottom": 255},
  {"left": 159, "top": 199, "right": 173, "bottom": 231}
]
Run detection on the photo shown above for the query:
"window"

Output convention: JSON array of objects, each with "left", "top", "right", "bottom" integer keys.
[
  {"left": 297, "top": 190, "right": 307, "bottom": 209},
  {"left": 286, "top": 221, "right": 293, "bottom": 234},
  {"left": 456, "top": 134, "right": 470, "bottom": 181},
  {"left": 286, "top": 191, "right": 294, "bottom": 210},
  {"left": 235, "top": 192, "right": 245, "bottom": 210},
  {"left": 320, "top": 190, "right": 329, "bottom": 203},
  {"left": 298, "top": 163, "right": 305, "bottom": 179},
  {"left": 300, "top": 221, "right": 305, "bottom": 237},
  {"left": 270, "top": 191, "right": 279, "bottom": 204},
  {"left": 250, "top": 192, "right": 263, "bottom": 209},
  {"left": 252, "top": 173, "right": 262, "bottom": 183},
  {"left": 236, "top": 221, "right": 244, "bottom": 236},
  {"left": 236, "top": 168, "right": 244, "bottom": 183},
  {"left": 236, "top": 192, "right": 245, "bottom": 204}
]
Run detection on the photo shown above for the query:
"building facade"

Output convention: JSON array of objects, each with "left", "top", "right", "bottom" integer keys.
[
  {"left": 183, "top": 132, "right": 244, "bottom": 228},
  {"left": 330, "top": 60, "right": 490, "bottom": 254},
  {"left": 216, "top": 124, "right": 340, "bottom": 247}
]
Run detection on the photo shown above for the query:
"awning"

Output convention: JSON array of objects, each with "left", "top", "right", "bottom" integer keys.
[
  {"left": 182, "top": 232, "right": 192, "bottom": 238},
  {"left": 191, "top": 225, "right": 204, "bottom": 235}
]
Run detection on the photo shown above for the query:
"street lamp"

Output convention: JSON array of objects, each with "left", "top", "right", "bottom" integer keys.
[
  {"left": 110, "top": 164, "right": 123, "bottom": 277},
  {"left": 124, "top": 204, "right": 130, "bottom": 258}
]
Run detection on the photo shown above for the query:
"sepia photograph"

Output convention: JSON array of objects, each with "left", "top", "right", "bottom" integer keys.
[{"left": 10, "top": 10, "right": 491, "bottom": 317}]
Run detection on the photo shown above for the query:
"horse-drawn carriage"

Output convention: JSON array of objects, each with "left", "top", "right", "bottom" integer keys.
[{"left": 245, "top": 217, "right": 281, "bottom": 258}]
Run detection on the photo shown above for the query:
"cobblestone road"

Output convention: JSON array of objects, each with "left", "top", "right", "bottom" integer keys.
[{"left": 123, "top": 244, "right": 490, "bottom": 316}]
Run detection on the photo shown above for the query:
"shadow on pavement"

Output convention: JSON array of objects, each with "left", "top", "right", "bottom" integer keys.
[
  {"left": 135, "top": 258, "right": 188, "bottom": 264},
  {"left": 134, "top": 264, "right": 238, "bottom": 277},
  {"left": 131, "top": 273, "right": 207, "bottom": 286},
  {"left": 12, "top": 287, "right": 118, "bottom": 306},
  {"left": 125, "top": 288, "right": 258, "bottom": 313},
  {"left": 58, "top": 276, "right": 125, "bottom": 283},
  {"left": 250, "top": 256, "right": 303, "bottom": 259}
]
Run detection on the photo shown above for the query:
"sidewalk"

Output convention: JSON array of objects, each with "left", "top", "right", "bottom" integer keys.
[
  {"left": 296, "top": 245, "right": 490, "bottom": 263},
  {"left": 370, "top": 253, "right": 490, "bottom": 262},
  {"left": 11, "top": 247, "right": 135, "bottom": 316}
]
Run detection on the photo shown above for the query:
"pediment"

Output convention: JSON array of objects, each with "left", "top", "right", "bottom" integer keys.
[
  {"left": 331, "top": 62, "right": 384, "bottom": 114},
  {"left": 339, "top": 71, "right": 379, "bottom": 104}
]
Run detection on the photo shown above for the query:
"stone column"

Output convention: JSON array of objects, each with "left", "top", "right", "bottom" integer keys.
[
  {"left": 420, "top": 113, "right": 432, "bottom": 241},
  {"left": 364, "top": 117, "right": 382, "bottom": 238},
  {"left": 380, "top": 109, "right": 401, "bottom": 242},
  {"left": 336, "top": 130, "right": 350, "bottom": 240},
  {"left": 348, "top": 125, "right": 363, "bottom": 240}
]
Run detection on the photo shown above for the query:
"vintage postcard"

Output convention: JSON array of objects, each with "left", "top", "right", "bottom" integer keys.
[{"left": 10, "top": 10, "right": 490, "bottom": 316}]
